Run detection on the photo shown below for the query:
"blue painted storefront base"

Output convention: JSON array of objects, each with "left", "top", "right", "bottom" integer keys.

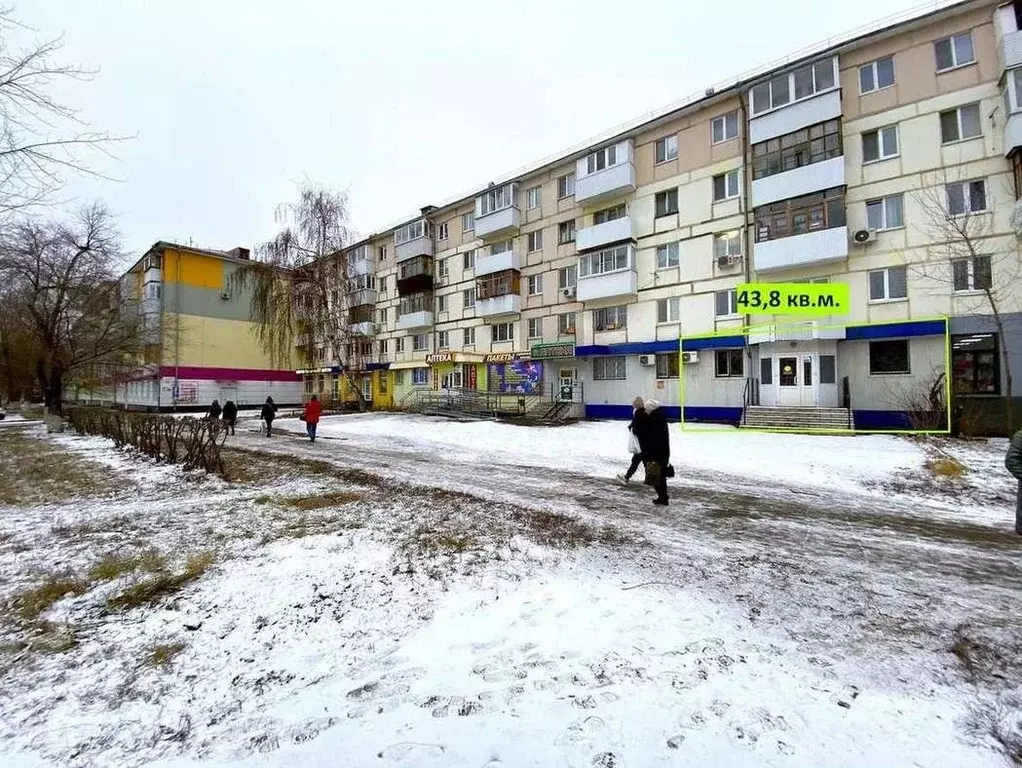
[{"left": 585, "top": 405, "right": 939, "bottom": 431}]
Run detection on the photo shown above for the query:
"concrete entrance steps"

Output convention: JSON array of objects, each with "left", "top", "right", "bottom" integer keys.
[{"left": 742, "top": 406, "right": 852, "bottom": 430}]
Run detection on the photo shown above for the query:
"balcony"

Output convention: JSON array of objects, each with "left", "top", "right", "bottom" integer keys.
[
  {"left": 476, "top": 293, "right": 521, "bottom": 318},
  {"left": 349, "top": 288, "right": 377, "bottom": 307},
  {"left": 475, "top": 205, "right": 520, "bottom": 241},
  {"left": 575, "top": 140, "right": 636, "bottom": 204},
  {"left": 749, "top": 90, "right": 842, "bottom": 145},
  {"left": 476, "top": 246, "right": 521, "bottom": 277},
  {"left": 350, "top": 321, "right": 376, "bottom": 337},
  {"left": 349, "top": 257, "right": 373, "bottom": 277},
  {"left": 575, "top": 216, "right": 634, "bottom": 252},
  {"left": 752, "top": 156, "right": 844, "bottom": 207},
  {"left": 396, "top": 310, "right": 434, "bottom": 331},
  {"left": 997, "top": 4, "right": 1022, "bottom": 71},
  {"left": 394, "top": 219, "right": 433, "bottom": 263},
  {"left": 577, "top": 269, "right": 637, "bottom": 302},
  {"left": 396, "top": 255, "right": 434, "bottom": 296},
  {"left": 754, "top": 226, "right": 849, "bottom": 272},
  {"left": 1008, "top": 112, "right": 1022, "bottom": 153}
]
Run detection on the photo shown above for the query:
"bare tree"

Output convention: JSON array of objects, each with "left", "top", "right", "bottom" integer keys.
[
  {"left": 232, "top": 181, "right": 372, "bottom": 410},
  {"left": 0, "top": 7, "right": 127, "bottom": 217},
  {"left": 913, "top": 170, "right": 1020, "bottom": 432},
  {"left": 0, "top": 203, "right": 145, "bottom": 413}
]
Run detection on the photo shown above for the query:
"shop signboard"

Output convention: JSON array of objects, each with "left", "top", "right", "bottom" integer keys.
[
  {"left": 531, "top": 342, "right": 575, "bottom": 360},
  {"left": 426, "top": 352, "right": 453, "bottom": 364}
]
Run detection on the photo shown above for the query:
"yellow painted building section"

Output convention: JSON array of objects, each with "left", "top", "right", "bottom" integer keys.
[
  {"left": 163, "top": 248, "right": 226, "bottom": 290},
  {"left": 161, "top": 313, "right": 295, "bottom": 370}
]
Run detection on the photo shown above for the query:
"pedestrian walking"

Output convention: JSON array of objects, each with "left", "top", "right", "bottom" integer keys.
[
  {"left": 638, "top": 398, "right": 672, "bottom": 506},
  {"left": 1006, "top": 427, "right": 1022, "bottom": 535},
  {"left": 207, "top": 399, "right": 222, "bottom": 421},
  {"left": 303, "top": 394, "right": 322, "bottom": 442},
  {"left": 221, "top": 400, "right": 238, "bottom": 435},
  {"left": 260, "top": 396, "right": 277, "bottom": 437},
  {"left": 617, "top": 396, "right": 648, "bottom": 485}
]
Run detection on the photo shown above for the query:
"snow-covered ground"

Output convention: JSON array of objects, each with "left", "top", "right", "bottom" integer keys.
[{"left": 0, "top": 415, "right": 1019, "bottom": 767}]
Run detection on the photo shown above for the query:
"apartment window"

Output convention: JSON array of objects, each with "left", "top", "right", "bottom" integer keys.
[
  {"left": 463, "top": 287, "right": 476, "bottom": 308},
  {"left": 751, "top": 119, "right": 841, "bottom": 180},
  {"left": 715, "top": 289, "right": 738, "bottom": 317},
  {"left": 656, "top": 242, "right": 679, "bottom": 269},
  {"left": 657, "top": 297, "right": 680, "bottom": 324},
  {"left": 558, "top": 265, "right": 577, "bottom": 289},
  {"left": 395, "top": 219, "right": 429, "bottom": 246},
  {"left": 859, "top": 56, "right": 896, "bottom": 94},
  {"left": 655, "top": 353, "right": 679, "bottom": 379},
  {"left": 526, "top": 185, "right": 542, "bottom": 210},
  {"left": 862, "top": 125, "right": 899, "bottom": 163},
  {"left": 438, "top": 222, "right": 449, "bottom": 241},
  {"left": 412, "top": 368, "right": 428, "bottom": 386},
  {"left": 527, "top": 274, "right": 543, "bottom": 295},
  {"left": 438, "top": 330, "right": 449, "bottom": 348},
  {"left": 593, "top": 204, "right": 626, "bottom": 225},
  {"left": 750, "top": 59, "right": 835, "bottom": 115},
  {"left": 476, "top": 269, "right": 519, "bottom": 299},
  {"left": 713, "top": 170, "right": 740, "bottom": 202},
  {"left": 378, "top": 245, "right": 387, "bottom": 262},
  {"left": 953, "top": 256, "right": 992, "bottom": 292},
  {"left": 940, "top": 104, "right": 981, "bottom": 143},
  {"left": 463, "top": 326, "right": 476, "bottom": 347},
  {"left": 946, "top": 179, "right": 987, "bottom": 215},
  {"left": 754, "top": 188, "right": 845, "bottom": 242},
  {"left": 379, "top": 339, "right": 388, "bottom": 356},
  {"left": 441, "top": 369, "right": 462, "bottom": 389},
  {"left": 593, "top": 356, "right": 626, "bottom": 380},
  {"left": 952, "top": 333, "right": 999, "bottom": 394},
  {"left": 527, "top": 230, "right": 544, "bottom": 252},
  {"left": 586, "top": 145, "right": 618, "bottom": 174},
  {"left": 713, "top": 231, "right": 742, "bottom": 259},
  {"left": 593, "top": 305, "right": 627, "bottom": 331},
  {"left": 711, "top": 110, "right": 739, "bottom": 144},
  {"left": 477, "top": 183, "right": 518, "bottom": 216},
  {"left": 395, "top": 370, "right": 405, "bottom": 386},
  {"left": 491, "top": 322, "right": 514, "bottom": 343},
  {"left": 438, "top": 258, "right": 449, "bottom": 278},
  {"left": 869, "top": 340, "right": 910, "bottom": 375},
  {"left": 557, "top": 172, "right": 575, "bottom": 199},
  {"left": 412, "top": 333, "right": 428, "bottom": 351},
  {"left": 378, "top": 275, "right": 387, "bottom": 295},
  {"left": 715, "top": 349, "right": 744, "bottom": 377},
  {"left": 463, "top": 249, "right": 475, "bottom": 270},
  {"left": 655, "top": 189, "right": 679, "bottom": 217},
  {"left": 558, "top": 219, "right": 576, "bottom": 244},
  {"left": 1014, "top": 151, "right": 1022, "bottom": 200},
  {"left": 377, "top": 307, "right": 388, "bottom": 325},
  {"left": 436, "top": 294, "right": 448, "bottom": 312},
  {"left": 579, "top": 244, "right": 630, "bottom": 277},
  {"left": 558, "top": 312, "right": 576, "bottom": 335},
  {"left": 935, "top": 32, "right": 974, "bottom": 71},
  {"left": 655, "top": 135, "right": 679, "bottom": 163},
  {"left": 866, "top": 195, "right": 904, "bottom": 230},
  {"left": 462, "top": 212, "right": 474, "bottom": 232},
  {"left": 528, "top": 318, "right": 542, "bottom": 339},
  {"left": 395, "top": 337, "right": 405, "bottom": 353},
  {"left": 867, "top": 266, "right": 908, "bottom": 301}
]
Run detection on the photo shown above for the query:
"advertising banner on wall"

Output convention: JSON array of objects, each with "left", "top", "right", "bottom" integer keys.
[{"left": 487, "top": 360, "right": 543, "bottom": 395}]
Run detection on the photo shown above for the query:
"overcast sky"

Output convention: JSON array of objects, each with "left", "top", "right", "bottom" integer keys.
[{"left": 20, "top": 0, "right": 933, "bottom": 260}]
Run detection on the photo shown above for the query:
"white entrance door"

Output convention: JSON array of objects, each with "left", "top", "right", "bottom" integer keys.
[
  {"left": 777, "top": 356, "right": 801, "bottom": 406},
  {"left": 774, "top": 348, "right": 819, "bottom": 407},
  {"left": 558, "top": 368, "right": 576, "bottom": 401}
]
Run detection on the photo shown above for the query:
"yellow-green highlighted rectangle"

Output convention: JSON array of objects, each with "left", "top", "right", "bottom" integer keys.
[{"left": 736, "top": 283, "right": 850, "bottom": 316}]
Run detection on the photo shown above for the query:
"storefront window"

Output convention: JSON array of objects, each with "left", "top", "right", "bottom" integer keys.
[{"left": 952, "top": 333, "right": 999, "bottom": 394}]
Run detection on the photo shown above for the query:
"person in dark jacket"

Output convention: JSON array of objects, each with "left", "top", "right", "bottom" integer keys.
[
  {"left": 207, "top": 399, "right": 222, "bottom": 421},
  {"left": 1006, "top": 428, "right": 1022, "bottom": 535},
  {"left": 260, "top": 396, "right": 277, "bottom": 437},
  {"left": 617, "top": 396, "right": 648, "bottom": 484},
  {"left": 221, "top": 400, "right": 238, "bottom": 435},
  {"left": 638, "top": 398, "right": 671, "bottom": 506}
]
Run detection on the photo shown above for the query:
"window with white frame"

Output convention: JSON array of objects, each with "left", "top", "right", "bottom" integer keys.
[
  {"left": 558, "top": 265, "right": 577, "bottom": 289},
  {"left": 866, "top": 195, "right": 904, "bottom": 230},
  {"left": 527, "top": 229, "right": 544, "bottom": 252},
  {"left": 593, "top": 204, "right": 626, "bottom": 225},
  {"left": 558, "top": 312, "right": 576, "bottom": 335},
  {"left": 395, "top": 219, "right": 428, "bottom": 246},
  {"left": 412, "top": 367, "right": 428, "bottom": 386},
  {"left": 438, "top": 330, "right": 449, "bottom": 348},
  {"left": 438, "top": 222, "right": 449, "bottom": 240},
  {"left": 862, "top": 125, "right": 899, "bottom": 162},
  {"left": 395, "top": 337, "right": 405, "bottom": 353},
  {"left": 934, "top": 32, "right": 974, "bottom": 71},
  {"left": 557, "top": 172, "right": 575, "bottom": 198},
  {"left": 463, "top": 287, "right": 476, "bottom": 308},
  {"left": 593, "top": 356, "right": 626, "bottom": 380},
  {"left": 585, "top": 145, "right": 618, "bottom": 174},
  {"left": 859, "top": 56, "right": 895, "bottom": 94},
  {"left": 477, "top": 183, "right": 518, "bottom": 216},
  {"left": 657, "top": 297, "right": 680, "bottom": 323},
  {"left": 655, "top": 189, "right": 679, "bottom": 217},
  {"left": 946, "top": 179, "right": 987, "bottom": 215},
  {"left": 579, "top": 244, "right": 630, "bottom": 277},
  {"left": 491, "top": 322, "right": 514, "bottom": 343},
  {"left": 714, "top": 289, "right": 738, "bottom": 317},
  {"left": 463, "top": 249, "right": 475, "bottom": 270},
  {"left": 867, "top": 265, "right": 908, "bottom": 301},
  {"left": 491, "top": 238, "right": 514, "bottom": 255},
  {"left": 656, "top": 242, "right": 679, "bottom": 269},
  {"left": 715, "top": 349, "right": 744, "bottom": 377},
  {"left": 377, "top": 307, "right": 388, "bottom": 325},
  {"left": 463, "top": 326, "right": 476, "bottom": 346},
  {"left": 438, "top": 258, "right": 449, "bottom": 278},
  {"left": 412, "top": 333, "right": 428, "bottom": 351},
  {"left": 395, "top": 370, "right": 405, "bottom": 386},
  {"left": 462, "top": 212, "right": 474, "bottom": 232},
  {"left": 655, "top": 135, "right": 679, "bottom": 163},
  {"left": 712, "top": 170, "right": 739, "bottom": 202},
  {"left": 593, "top": 305, "right": 627, "bottom": 331},
  {"left": 558, "top": 219, "right": 576, "bottom": 244},
  {"left": 656, "top": 353, "right": 679, "bottom": 379},
  {"left": 527, "top": 274, "right": 543, "bottom": 295},
  {"left": 436, "top": 294, "right": 448, "bottom": 312},
  {"left": 940, "top": 104, "right": 981, "bottom": 143},
  {"left": 378, "top": 245, "right": 387, "bottom": 262},
  {"left": 714, "top": 231, "right": 742, "bottom": 259},
  {"left": 953, "top": 256, "right": 992, "bottom": 292},
  {"left": 441, "top": 369, "right": 462, "bottom": 389},
  {"left": 526, "top": 185, "right": 541, "bottom": 210},
  {"left": 711, "top": 110, "right": 739, "bottom": 144},
  {"left": 750, "top": 58, "right": 835, "bottom": 115},
  {"left": 527, "top": 317, "right": 542, "bottom": 339}
]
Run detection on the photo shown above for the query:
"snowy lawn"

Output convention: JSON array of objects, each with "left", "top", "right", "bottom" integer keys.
[{"left": 0, "top": 416, "right": 1020, "bottom": 767}]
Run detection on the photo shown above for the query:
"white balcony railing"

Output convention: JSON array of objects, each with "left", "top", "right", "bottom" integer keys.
[
  {"left": 475, "top": 247, "right": 521, "bottom": 277},
  {"left": 575, "top": 216, "right": 634, "bottom": 252},
  {"left": 753, "top": 226, "right": 849, "bottom": 273},
  {"left": 395, "top": 310, "right": 434, "bottom": 331},
  {"left": 751, "top": 156, "right": 845, "bottom": 207},
  {"left": 348, "top": 288, "right": 377, "bottom": 307},
  {"left": 349, "top": 258, "right": 373, "bottom": 277},
  {"left": 350, "top": 321, "right": 375, "bottom": 337},
  {"left": 576, "top": 269, "right": 638, "bottom": 303},
  {"left": 475, "top": 206, "right": 521, "bottom": 241},
  {"left": 476, "top": 293, "right": 521, "bottom": 318},
  {"left": 575, "top": 162, "right": 636, "bottom": 205}
]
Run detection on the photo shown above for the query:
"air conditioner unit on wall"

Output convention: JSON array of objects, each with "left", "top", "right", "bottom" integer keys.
[
  {"left": 717, "top": 255, "right": 741, "bottom": 269},
  {"left": 852, "top": 229, "right": 877, "bottom": 245},
  {"left": 681, "top": 351, "right": 699, "bottom": 364},
  {"left": 638, "top": 355, "right": 656, "bottom": 366},
  {"left": 562, "top": 286, "right": 576, "bottom": 298}
]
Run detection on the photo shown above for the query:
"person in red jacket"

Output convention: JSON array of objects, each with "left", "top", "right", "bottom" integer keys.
[{"left": 303, "top": 394, "right": 322, "bottom": 442}]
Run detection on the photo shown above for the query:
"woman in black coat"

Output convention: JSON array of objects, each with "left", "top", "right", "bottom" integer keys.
[
  {"left": 259, "top": 396, "right": 277, "bottom": 437},
  {"left": 638, "top": 399, "right": 671, "bottom": 506},
  {"left": 221, "top": 400, "right": 238, "bottom": 435}
]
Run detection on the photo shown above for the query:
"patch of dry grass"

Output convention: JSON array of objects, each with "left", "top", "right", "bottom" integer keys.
[
  {"left": 106, "top": 551, "right": 215, "bottom": 611},
  {"left": 12, "top": 575, "right": 90, "bottom": 622},
  {"left": 31, "top": 622, "right": 78, "bottom": 653},
  {"left": 513, "top": 509, "right": 629, "bottom": 549},
  {"left": 146, "top": 641, "right": 186, "bottom": 668},
  {"left": 925, "top": 456, "right": 968, "bottom": 479},
  {"left": 88, "top": 550, "right": 167, "bottom": 582},
  {"left": 0, "top": 429, "right": 110, "bottom": 505},
  {"left": 283, "top": 491, "right": 364, "bottom": 511},
  {"left": 403, "top": 525, "right": 479, "bottom": 557}
]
